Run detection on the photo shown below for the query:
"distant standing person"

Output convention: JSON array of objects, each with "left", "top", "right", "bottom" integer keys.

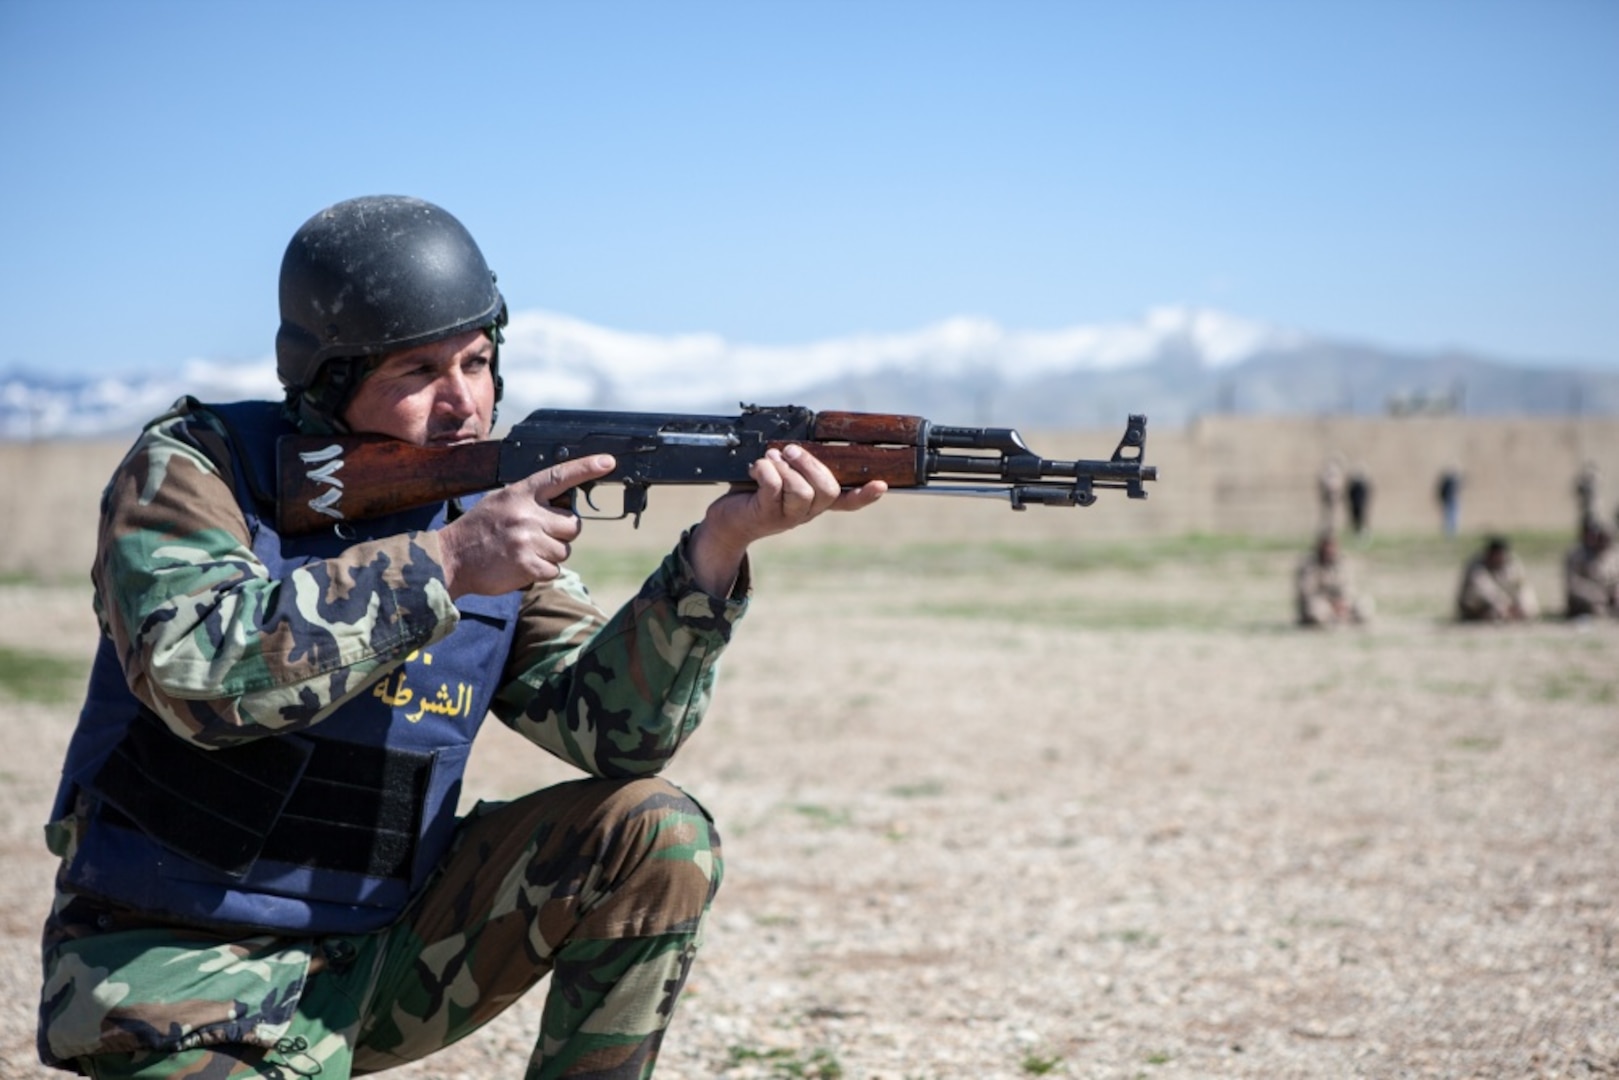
[
  {"left": 1295, "top": 532, "right": 1373, "bottom": 627},
  {"left": 1317, "top": 457, "right": 1346, "bottom": 533},
  {"left": 1346, "top": 469, "right": 1372, "bottom": 535},
  {"left": 1456, "top": 535, "right": 1540, "bottom": 623},
  {"left": 1436, "top": 469, "right": 1462, "bottom": 538},
  {"left": 1565, "top": 519, "right": 1619, "bottom": 619},
  {"left": 1574, "top": 460, "right": 1601, "bottom": 530}
]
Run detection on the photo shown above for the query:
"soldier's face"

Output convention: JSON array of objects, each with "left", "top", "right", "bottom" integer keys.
[{"left": 342, "top": 329, "right": 497, "bottom": 446}]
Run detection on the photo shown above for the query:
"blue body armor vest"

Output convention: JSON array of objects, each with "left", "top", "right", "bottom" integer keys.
[{"left": 48, "top": 402, "right": 523, "bottom": 933}]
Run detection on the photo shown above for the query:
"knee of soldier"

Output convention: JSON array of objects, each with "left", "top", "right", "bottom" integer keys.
[{"left": 578, "top": 776, "right": 723, "bottom": 909}]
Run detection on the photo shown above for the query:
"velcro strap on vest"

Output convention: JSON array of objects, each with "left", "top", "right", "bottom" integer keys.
[
  {"left": 260, "top": 738, "right": 430, "bottom": 880},
  {"left": 92, "top": 710, "right": 430, "bottom": 882},
  {"left": 91, "top": 710, "right": 310, "bottom": 878}
]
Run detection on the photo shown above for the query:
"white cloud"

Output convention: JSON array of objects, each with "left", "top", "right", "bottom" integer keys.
[{"left": 498, "top": 305, "right": 1297, "bottom": 412}]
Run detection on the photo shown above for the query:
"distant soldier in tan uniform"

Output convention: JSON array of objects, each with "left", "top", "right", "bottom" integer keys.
[
  {"left": 1456, "top": 536, "right": 1540, "bottom": 623},
  {"left": 1317, "top": 457, "right": 1346, "bottom": 533},
  {"left": 1564, "top": 520, "right": 1619, "bottom": 618},
  {"left": 1296, "top": 533, "right": 1372, "bottom": 627}
]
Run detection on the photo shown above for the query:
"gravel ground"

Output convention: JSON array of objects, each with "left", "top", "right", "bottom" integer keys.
[{"left": 1, "top": 530, "right": 1615, "bottom": 1079}]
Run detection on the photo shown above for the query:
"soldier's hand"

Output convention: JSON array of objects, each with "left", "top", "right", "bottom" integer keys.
[
  {"left": 689, "top": 444, "right": 886, "bottom": 596},
  {"left": 438, "top": 455, "right": 617, "bottom": 597}
]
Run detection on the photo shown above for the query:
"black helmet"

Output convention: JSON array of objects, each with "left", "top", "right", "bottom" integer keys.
[{"left": 276, "top": 195, "right": 506, "bottom": 410}]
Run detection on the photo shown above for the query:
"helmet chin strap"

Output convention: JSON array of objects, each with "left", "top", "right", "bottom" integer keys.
[
  {"left": 290, "top": 356, "right": 371, "bottom": 433},
  {"left": 487, "top": 320, "right": 505, "bottom": 426}
]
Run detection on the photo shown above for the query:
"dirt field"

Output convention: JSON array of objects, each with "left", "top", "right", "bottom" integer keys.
[{"left": 0, "top": 425, "right": 1615, "bottom": 1078}]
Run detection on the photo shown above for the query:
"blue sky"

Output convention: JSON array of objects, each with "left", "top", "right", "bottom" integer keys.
[{"left": 2, "top": 0, "right": 1615, "bottom": 376}]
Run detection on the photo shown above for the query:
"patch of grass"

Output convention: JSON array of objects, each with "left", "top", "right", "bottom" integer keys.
[
  {"left": 582, "top": 528, "right": 1573, "bottom": 592},
  {"left": 791, "top": 803, "right": 853, "bottom": 829},
  {"left": 564, "top": 548, "right": 668, "bottom": 589},
  {"left": 1450, "top": 734, "right": 1503, "bottom": 752},
  {"left": 725, "top": 1045, "right": 843, "bottom": 1078},
  {"left": 1144, "top": 1049, "right": 1175, "bottom": 1065},
  {"left": 752, "top": 912, "right": 798, "bottom": 928},
  {"left": 1419, "top": 678, "right": 1490, "bottom": 699},
  {"left": 1280, "top": 675, "right": 1343, "bottom": 701},
  {"left": 0, "top": 645, "right": 86, "bottom": 703},
  {"left": 1103, "top": 928, "right": 1160, "bottom": 948},
  {"left": 1021, "top": 1051, "right": 1064, "bottom": 1075},
  {"left": 1536, "top": 670, "right": 1618, "bottom": 705},
  {"left": 772, "top": 533, "right": 1302, "bottom": 582},
  {"left": 911, "top": 597, "right": 1231, "bottom": 631},
  {"left": 887, "top": 778, "right": 947, "bottom": 798},
  {"left": 1374, "top": 596, "right": 1450, "bottom": 618},
  {"left": 1356, "top": 529, "right": 1568, "bottom": 566}
]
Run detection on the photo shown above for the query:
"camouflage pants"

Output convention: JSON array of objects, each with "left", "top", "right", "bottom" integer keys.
[{"left": 71, "top": 776, "right": 723, "bottom": 1079}]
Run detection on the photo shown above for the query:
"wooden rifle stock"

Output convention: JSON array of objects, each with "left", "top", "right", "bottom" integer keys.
[{"left": 277, "top": 437, "right": 503, "bottom": 535}]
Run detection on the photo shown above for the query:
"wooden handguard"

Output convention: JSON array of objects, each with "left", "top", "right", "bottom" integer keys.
[
  {"left": 809, "top": 410, "right": 928, "bottom": 446},
  {"left": 765, "top": 442, "right": 924, "bottom": 487}
]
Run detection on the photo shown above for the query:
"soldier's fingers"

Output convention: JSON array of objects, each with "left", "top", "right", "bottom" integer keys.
[
  {"left": 750, "top": 450, "right": 787, "bottom": 503},
  {"left": 525, "top": 455, "right": 618, "bottom": 503},
  {"left": 830, "top": 479, "right": 887, "bottom": 512},
  {"left": 780, "top": 445, "right": 843, "bottom": 511},
  {"left": 768, "top": 450, "right": 820, "bottom": 517}
]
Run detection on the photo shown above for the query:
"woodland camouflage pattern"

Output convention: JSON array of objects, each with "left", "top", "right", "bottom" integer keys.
[{"left": 40, "top": 399, "right": 740, "bottom": 1077}]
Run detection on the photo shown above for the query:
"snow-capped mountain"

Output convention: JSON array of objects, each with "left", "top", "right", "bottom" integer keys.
[
  {"left": 496, "top": 306, "right": 1304, "bottom": 413},
  {"left": 3, "top": 307, "right": 1615, "bottom": 439}
]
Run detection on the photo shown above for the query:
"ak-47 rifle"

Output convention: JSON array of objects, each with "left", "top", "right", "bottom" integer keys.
[{"left": 276, "top": 404, "right": 1159, "bottom": 535}]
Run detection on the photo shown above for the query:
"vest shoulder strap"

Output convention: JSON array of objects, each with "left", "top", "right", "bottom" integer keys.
[{"left": 196, "top": 400, "right": 292, "bottom": 515}]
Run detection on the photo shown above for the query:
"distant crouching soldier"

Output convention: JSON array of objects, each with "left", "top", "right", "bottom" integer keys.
[
  {"left": 1456, "top": 536, "right": 1540, "bottom": 623},
  {"left": 1296, "top": 533, "right": 1373, "bottom": 627},
  {"left": 1565, "top": 520, "right": 1619, "bottom": 618}
]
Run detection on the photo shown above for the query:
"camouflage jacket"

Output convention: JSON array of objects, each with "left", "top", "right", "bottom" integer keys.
[{"left": 40, "top": 397, "right": 747, "bottom": 1066}]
